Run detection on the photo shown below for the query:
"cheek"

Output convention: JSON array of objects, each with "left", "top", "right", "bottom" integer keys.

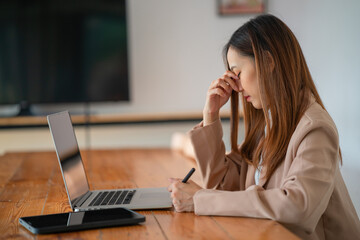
[
  {"left": 240, "top": 74, "right": 254, "bottom": 91},
  {"left": 248, "top": 71, "right": 258, "bottom": 92}
]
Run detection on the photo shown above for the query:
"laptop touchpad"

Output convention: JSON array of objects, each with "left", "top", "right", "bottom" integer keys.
[{"left": 140, "top": 192, "right": 170, "bottom": 199}]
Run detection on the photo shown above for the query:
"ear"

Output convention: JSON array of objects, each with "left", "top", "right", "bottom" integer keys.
[{"left": 265, "top": 51, "right": 275, "bottom": 72}]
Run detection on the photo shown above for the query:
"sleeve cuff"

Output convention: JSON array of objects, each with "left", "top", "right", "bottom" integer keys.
[{"left": 188, "top": 118, "right": 223, "bottom": 149}]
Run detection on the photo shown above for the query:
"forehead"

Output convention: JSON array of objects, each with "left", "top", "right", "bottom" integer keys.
[{"left": 227, "top": 47, "right": 252, "bottom": 67}]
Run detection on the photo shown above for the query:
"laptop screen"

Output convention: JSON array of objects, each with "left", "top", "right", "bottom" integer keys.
[{"left": 47, "top": 111, "right": 90, "bottom": 207}]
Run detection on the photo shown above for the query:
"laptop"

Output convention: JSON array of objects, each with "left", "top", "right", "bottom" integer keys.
[{"left": 47, "top": 111, "right": 172, "bottom": 212}]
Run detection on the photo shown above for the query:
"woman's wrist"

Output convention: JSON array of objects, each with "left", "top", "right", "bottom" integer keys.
[{"left": 203, "top": 110, "right": 220, "bottom": 126}]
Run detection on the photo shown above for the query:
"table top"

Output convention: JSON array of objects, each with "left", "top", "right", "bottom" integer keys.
[{"left": 0, "top": 149, "right": 299, "bottom": 239}]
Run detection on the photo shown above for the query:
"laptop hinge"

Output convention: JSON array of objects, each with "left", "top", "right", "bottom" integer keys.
[{"left": 73, "top": 191, "right": 92, "bottom": 208}]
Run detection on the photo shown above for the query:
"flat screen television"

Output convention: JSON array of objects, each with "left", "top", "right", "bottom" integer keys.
[{"left": 0, "top": 0, "right": 129, "bottom": 115}]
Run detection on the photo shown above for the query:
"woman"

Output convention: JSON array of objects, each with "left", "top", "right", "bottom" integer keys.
[{"left": 168, "top": 14, "right": 360, "bottom": 240}]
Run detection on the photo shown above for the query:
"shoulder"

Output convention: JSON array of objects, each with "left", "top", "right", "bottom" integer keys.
[
  {"left": 299, "top": 101, "right": 337, "bottom": 133},
  {"left": 290, "top": 101, "right": 339, "bottom": 150}
]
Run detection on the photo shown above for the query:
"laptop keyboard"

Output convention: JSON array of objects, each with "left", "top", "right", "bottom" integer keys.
[{"left": 89, "top": 190, "right": 136, "bottom": 207}]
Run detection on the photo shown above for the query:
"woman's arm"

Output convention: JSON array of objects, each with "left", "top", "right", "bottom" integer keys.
[
  {"left": 189, "top": 119, "right": 245, "bottom": 191},
  {"left": 186, "top": 70, "right": 242, "bottom": 190}
]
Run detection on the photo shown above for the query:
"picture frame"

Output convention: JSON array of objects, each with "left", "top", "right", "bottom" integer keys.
[{"left": 218, "top": 0, "right": 265, "bottom": 15}]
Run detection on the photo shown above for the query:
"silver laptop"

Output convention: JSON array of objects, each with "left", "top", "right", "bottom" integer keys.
[{"left": 47, "top": 111, "right": 172, "bottom": 212}]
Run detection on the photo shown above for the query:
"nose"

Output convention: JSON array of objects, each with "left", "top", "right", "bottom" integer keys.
[{"left": 237, "top": 79, "right": 244, "bottom": 92}]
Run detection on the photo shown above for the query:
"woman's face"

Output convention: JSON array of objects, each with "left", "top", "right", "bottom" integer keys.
[{"left": 227, "top": 47, "right": 262, "bottom": 109}]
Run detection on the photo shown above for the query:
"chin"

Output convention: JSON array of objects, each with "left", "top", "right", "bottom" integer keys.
[{"left": 252, "top": 102, "right": 262, "bottom": 109}]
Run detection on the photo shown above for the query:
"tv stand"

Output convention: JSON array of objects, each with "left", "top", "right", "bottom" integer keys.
[
  {"left": 0, "top": 111, "right": 236, "bottom": 129},
  {"left": 17, "top": 101, "right": 33, "bottom": 116}
]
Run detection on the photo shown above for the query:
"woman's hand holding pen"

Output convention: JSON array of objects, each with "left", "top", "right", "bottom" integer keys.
[
  {"left": 167, "top": 178, "right": 202, "bottom": 212},
  {"left": 168, "top": 169, "right": 201, "bottom": 212},
  {"left": 203, "top": 71, "right": 240, "bottom": 126}
]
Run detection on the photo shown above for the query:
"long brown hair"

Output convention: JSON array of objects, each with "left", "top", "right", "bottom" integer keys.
[{"left": 224, "top": 14, "right": 340, "bottom": 181}]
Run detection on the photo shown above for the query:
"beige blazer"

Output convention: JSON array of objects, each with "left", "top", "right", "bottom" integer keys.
[{"left": 189, "top": 100, "right": 360, "bottom": 240}]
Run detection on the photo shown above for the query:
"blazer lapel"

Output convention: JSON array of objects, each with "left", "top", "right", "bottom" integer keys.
[
  {"left": 258, "top": 164, "right": 268, "bottom": 188},
  {"left": 246, "top": 164, "right": 269, "bottom": 188},
  {"left": 245, "top": 164, "right": 256, "bottom": 188}
]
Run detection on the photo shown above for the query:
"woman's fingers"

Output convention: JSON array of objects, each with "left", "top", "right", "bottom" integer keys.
[
  {"left": 208, "top": 87, "right": 228, "bottom": 98},
  {"left": 167, "top": 178, "right": 182, "bottom": 192},
  {"left": 170, "top": 180, "right": 201, "bottom": 212},
  {"left": 223, "top": 70, "right": 239, "bottom": 81},
  {"left": 214, "top": 79, "right": 233, "bottom": 94},
  {"left": 203, "top": 70, "right": 239, "bottom": 126},
  {"left": 222, "top": 74, "right": 240, "bottom": 92},
  {"left": 209, "top": 76, "right": 239, "bottom": 93}
]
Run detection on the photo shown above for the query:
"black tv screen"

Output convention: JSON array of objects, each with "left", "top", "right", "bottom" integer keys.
[{"left": 0, "top": 0, "right": 129, "bottom": 105}]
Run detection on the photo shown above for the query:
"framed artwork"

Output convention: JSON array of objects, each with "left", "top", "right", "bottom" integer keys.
[{"left": 218, "top": 0, "right": 265, "bottom": 15}]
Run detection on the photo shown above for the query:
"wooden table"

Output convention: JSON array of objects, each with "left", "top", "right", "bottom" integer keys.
[{"left": 0, "top": 149, "right": 300, "bottom": 239}]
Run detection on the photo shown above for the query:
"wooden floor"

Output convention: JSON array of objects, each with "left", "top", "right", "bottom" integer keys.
[{"left": 0, "top": 149, "right": 299, "bottom": 239}]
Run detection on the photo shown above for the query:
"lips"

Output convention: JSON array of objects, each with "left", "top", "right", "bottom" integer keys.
[{"left": 244, "top": 95, "right": 250, "bottom": 101}]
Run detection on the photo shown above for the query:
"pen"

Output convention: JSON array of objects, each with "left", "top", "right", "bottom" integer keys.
[{"left": 182, "top": 168, "right": 196, "bottom": 183}]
